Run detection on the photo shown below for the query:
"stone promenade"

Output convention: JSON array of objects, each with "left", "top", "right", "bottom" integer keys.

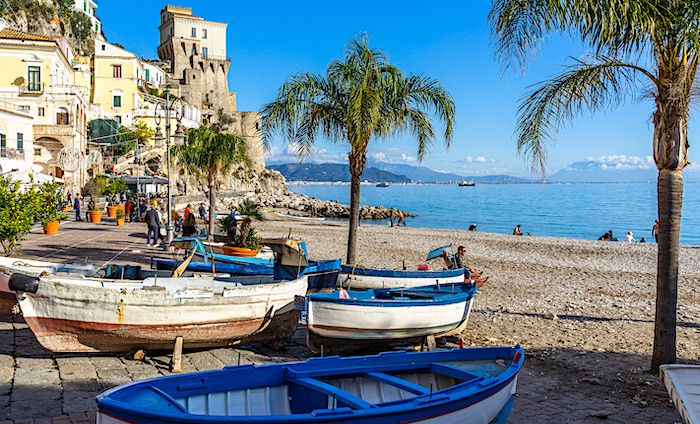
[{"left": 0, "top": 219, "right": 682, "bottom": 423}]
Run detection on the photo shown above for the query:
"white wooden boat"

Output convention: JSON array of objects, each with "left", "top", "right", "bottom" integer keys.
[
  {"left": 660, "top": 364, "right": 700, "bottom": 424},
  {"left": 308, "top": 282, "right": 477, "bottom": 342},
  {"left": 337, "top": 266, "right": 465, "bottom": 290},
  {"left": 96, "top": 345, "right": 524, "bottom": 424},
  {"left": 0, "top": 256, "right": 100, "bottom": 314},
  {"left": 9, "top": 272, "right": 307, "bottom": 352}
]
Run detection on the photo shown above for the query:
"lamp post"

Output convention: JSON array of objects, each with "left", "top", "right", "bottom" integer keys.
[{"left": 152, "top": 89, "right": 186, "bottom": 245}]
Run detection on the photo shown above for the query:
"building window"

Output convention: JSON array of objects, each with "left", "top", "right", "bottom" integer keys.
[
  {"left": 191, "top": 46, "right": 197, "bottom": 56},
  {"left": 101, "top": 44, "right": 106, "bottom": 51},
  {"left": 112, "top": 65, "right": 121, "bottom": 78},
  {"left": 191, "top": 27, "right": 196, "bottom": 37},
  {"left": 16, "top": 133, "right": 23, "bottom": 153},
  {"left": 96, "top": 23, "right": 99, "bottom": 32},
  {"left": 145, "top": 68, "right": 150, "bottom": 82},
  {"left": 34, "top": 147, "right": 41, "bottom": 156},
  {"left": 38, "top": 107, "right": 45, "bottom": 116},
  {"left": 18, "top": 105, "right": 30, "bottom": 112},
  {"left": 83, "top": 1, "right": 86, "bottom": 11},
  {"left": 202, "top": 47, "right": 208, "bottom": 59},
  {"left": 56, "top": 107, "right": 70, "bottom": 125},
  {"left": 113, "top": 95, "right": 122, "bottom": 108},
  {"left": 27, "top": 66, "right": 41, "bottom": 91},
  {"left": 115, "top": 115, "right": 121, "bottom": 125},
  {"left": 203, "top": 29, "right": 207, "bottom": 39},
  {"left": 0, "top": 134, "right": 5, "bottom": 157}
]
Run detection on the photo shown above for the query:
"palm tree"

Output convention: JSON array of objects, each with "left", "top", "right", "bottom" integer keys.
[
  {"left": 489, "top": 1, "right": 699, "bottom": 371},
  {"left": 262, "top": 36, "right": 455, "bottom": 265},
  {"left": 172, "top": 125, "right": 250, "bottom": 236}
]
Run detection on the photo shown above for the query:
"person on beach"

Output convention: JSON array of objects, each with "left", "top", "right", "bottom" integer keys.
[
  {"left": 145, "top": 205, "right": 160, "bottom": 247},
  {"left": 597, "top": 231, "right": 611, "bottom": 241},
  {"left": 652, "top": 220, "right": 659, "bottom": 242},
  {"left": 513, "top": 225, "right": 523, "bottom": 236},
  {"left": 73, "top": 194, "right": 82, "bottom": 221},
  {"left": 397, "top": 210, "right": 406, "bottom": 227},
  {"left": 86, "top": 197, "right": 95, "bottom": 221},
  {"left": 198, "top": 203, "right": 206, "bottom": 221},
  {"left": 182, "top": 213, "right": 197, "bottom": 237},
  {"left": 184, "top": 204, "right": 192, "bottom": 218},
  {"left": 468, "top": 223, "right": 477, "bottom": 231},
  {"left": 625, "top": 231, "right": 636, "bottom": 243},
  {"left": 640, "top": 237, "right": 647, "bottom": 243},
  {"left": 389, "top": 209, "right": 395, "bottom": 227},
  {"left": 124, "top": 198, "right": 133, "bottom": 223}
]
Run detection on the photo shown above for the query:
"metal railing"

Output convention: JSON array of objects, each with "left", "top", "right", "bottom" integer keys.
[{"left": 19, "top": 82, "right": 44, "bottom": 94}]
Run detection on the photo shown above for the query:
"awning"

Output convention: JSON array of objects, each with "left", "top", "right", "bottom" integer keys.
[
  {"left": 5, "top": 171, "right": 64, "bottom": 185},
  {"left": 115, "top": 175, "right": 168, "bottom": 185}
]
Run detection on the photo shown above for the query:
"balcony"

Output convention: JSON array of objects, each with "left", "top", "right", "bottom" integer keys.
[{"left": 19, "top": 82, "right": 44, "bottom": 96}]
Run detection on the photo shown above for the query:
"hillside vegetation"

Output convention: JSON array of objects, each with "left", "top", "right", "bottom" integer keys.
[{"left": 0, "top": 0, "right": 95, "bottom": 54}]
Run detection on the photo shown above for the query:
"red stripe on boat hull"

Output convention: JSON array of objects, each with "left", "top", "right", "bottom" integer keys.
[{"left": 24, "top": 309, "right": 299, "bottom": 352}]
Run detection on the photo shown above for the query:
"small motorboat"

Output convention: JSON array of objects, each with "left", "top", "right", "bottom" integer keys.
[
  {"left": 337, "top": 265, "right": 464, "bottom": 290},
  {"left": 96, "top": 345, "right": 525, "bottom": 423},
  {"left": 376, "top": 182, "right": 390, "bottom": 187},
  {"left": 307, "top": 282, "right": 477, "bottom": 343},
  {"left": 9, "top": 272, "right": 307, "bottom": 352},
  {"left": 660, "top": 364, "right": 700, "bottom": 424},
  {"left": 458, "top": 180, "right": 476, "bottom": 187}
]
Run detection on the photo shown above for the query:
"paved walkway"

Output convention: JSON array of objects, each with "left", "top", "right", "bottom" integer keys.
[{"left": 0, "top": 219, "right": 682, "bottom": 423}]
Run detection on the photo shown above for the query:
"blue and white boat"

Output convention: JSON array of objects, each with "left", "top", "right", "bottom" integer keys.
[
  {"left": 308, "top": 282, "right": 477, "bottom": 342},
  {"left": 154, "top": 238, "right": 342, "bottom": 292},
  {"left": 337, "top": 266, "right": 465, "bottom": 290},
  {"left": 96, "top": 345, "right": 524, "bottom": 423}
]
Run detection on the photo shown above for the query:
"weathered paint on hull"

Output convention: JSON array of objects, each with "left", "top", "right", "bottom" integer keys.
[{"left": 24, "top": 309, "right": 299, "bottom": 352}]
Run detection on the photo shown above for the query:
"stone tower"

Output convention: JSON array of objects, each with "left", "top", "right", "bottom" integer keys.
[{"left": 156, "top": 5, "right": 264, "bottom": 171}]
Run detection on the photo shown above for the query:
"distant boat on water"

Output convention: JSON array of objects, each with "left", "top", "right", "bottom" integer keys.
[
  {"left": 376, "top": 182, "right": 390, "bottom": 187},
  {"left": 458, "top": 180, "right": 476, "bottom": 187}
]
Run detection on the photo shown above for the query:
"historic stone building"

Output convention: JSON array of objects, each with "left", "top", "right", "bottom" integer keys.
[{"left": 156, "top": 5, "right": 264, "bottom": 173}]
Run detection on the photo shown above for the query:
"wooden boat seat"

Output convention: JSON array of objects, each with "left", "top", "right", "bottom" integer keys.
[{"left": 175, "top": 385, "right": 293, "bottom": 416}]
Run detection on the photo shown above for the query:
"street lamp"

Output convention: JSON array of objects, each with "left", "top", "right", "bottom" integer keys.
[{"left": 153, "top": 89, "right": 187, "bottom": 245}]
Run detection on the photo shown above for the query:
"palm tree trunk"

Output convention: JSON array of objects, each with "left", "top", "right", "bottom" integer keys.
[
  {"left": 651, "top": 168, "right": 682, "bottom": 372},
  {"left": 650, "top": 101, "right": 687, "bottom": 373},
  {"left": 346, "top": 150, "right": 366, "bottom": 265},
  {"left": 208, "top": 182, "right": 216, "bottom": 237}
]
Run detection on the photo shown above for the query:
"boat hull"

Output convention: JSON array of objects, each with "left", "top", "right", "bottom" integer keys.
[
  {"left": 14, "top": 275, "right": 307, "bottom": 352},
  {"left": 308, "top": 289, "right": 474, "bottom": 340},
  {"left": 337, "top": 266, "right": 464, "bottom": 290}
]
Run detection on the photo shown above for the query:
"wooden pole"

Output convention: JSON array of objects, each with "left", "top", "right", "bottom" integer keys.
[{"left": 170, "top": 336, "right": 183, "bottom": 373}]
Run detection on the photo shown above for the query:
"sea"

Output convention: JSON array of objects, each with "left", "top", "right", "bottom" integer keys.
[{"left": 289, "top": 182, "right": 700, "bottom": 245}]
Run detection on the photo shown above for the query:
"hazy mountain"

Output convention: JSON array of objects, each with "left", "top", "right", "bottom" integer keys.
[
  {"left": 270, "top": 163, "right": 411, "bottom": 183},
  {"left": 366, "top": 161, "right": 465, "bottom": 182},
  {"left": 549, "top": 160, "right": 657, "bottom": 182}
]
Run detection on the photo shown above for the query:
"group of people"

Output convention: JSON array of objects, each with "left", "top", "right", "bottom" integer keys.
[
  {"left": 598, "top": 220, "right": 661, "bottom": 243},
  {"left": 389, "top": 210, "right": 406, "bottom": 227}
]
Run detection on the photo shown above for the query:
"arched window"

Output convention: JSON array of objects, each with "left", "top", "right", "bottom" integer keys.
[{"left": 56, "top": 107, "right": 70, "bottom": 125}]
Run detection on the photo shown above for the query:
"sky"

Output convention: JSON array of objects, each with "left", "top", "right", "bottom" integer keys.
[{"left": 99, "top": 0, "right": 700, "bottom": 178}]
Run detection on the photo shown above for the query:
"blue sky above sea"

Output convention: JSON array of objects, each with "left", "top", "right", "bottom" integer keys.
[{"left": 100, "top": 1, "right": 700, "bottom": 178}]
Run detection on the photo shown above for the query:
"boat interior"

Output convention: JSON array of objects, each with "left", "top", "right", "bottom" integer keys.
[{"left": 112, "top": 351, "right": 515, "bottom": 418}]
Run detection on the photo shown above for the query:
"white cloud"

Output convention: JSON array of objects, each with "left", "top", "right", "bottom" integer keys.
[
  {"left": 400, "top": 153, "right": 417, "bottom": 163},
  {"left": 465, "top": 155, "right": 495, "bottom": 164},
  {"left": 370, "top": 152, "right": 387, "bottom": 162},
  {"left": 578, "top": 155, "right": 655, "bottom": 171},
  {"left": 265, "top": 143, "right": 345, "bottom": 164}
]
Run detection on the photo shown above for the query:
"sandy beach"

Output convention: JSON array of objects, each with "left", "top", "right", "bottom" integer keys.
[{"left": 258, "top": 215, "right": 700, "bottom": 409}]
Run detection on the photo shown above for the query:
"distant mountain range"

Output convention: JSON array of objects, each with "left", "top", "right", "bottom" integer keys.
[
  {"left": 548, "top": 159, "right": 700, "bottom": 182},
  {"left": 270, "top": 161, "right": 530, "bottom": 183},
  {"left": 270, "top": 163, "right": 411, "bottom": 183}
]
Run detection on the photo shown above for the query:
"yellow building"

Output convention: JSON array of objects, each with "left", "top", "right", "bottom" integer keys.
[
  {"left": 92, "top": 39, "right": 146, "bottom": 126},
  {"left": 0, "top": 25, "right": 91, "bottom": 191}
]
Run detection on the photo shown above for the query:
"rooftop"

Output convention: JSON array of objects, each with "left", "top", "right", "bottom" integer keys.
[{"left": 0, "top": 28, "right": 53, "bottom": 42}]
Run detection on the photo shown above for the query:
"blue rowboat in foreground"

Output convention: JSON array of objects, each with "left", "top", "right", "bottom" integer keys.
[{"left": 96, "top": 345, "right": 524, "bottom": 424}]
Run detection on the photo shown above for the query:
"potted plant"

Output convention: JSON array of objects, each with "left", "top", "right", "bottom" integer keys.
[
  {"left": 216, "top": 215, "right": 237, "bottom": 244},
  {"left": 222, "top": 217, "right": 260, "bottom": 256},
  {"left": 37, "top": 182, "right": 66, "bottom": 235},
  {"left": 87, "top": 203, "right": 103, "bottom": 223},
  {"left": 115, "top": 208, "right": 125, "bottom": 226},
  {"left": 106, "top": 204, "right": 118, "bottom": 218}
]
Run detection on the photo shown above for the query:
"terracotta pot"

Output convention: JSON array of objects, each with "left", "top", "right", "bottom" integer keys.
[
  {"left": 88, "top": 210, "right": 103, "bottom": 223},
  {"left": 116, "top": 218, "right": 125, "bottom": 227},
  {"left": 221, "top": 246, "right": 259, "bottom": 257},
  {"left": 106, "top": 205, "right": 118, "bottom": 218},
  {"left": 43, "top": 220, "right": 60, "bottom": 235}
]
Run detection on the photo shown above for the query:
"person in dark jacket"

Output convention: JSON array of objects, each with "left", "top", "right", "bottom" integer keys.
[
  {"left": 145, "top": 206, "right": 160, "bottom": 246},
  {"left": 73, "top": 194, "right": 82, "bottom": 221},
  {"left": 182, "top": 213, "right": 197, "bottom": 237}
]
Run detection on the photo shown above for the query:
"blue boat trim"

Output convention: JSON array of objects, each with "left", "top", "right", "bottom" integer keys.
[
  {"left": 97, "top": 346, "right": 524, "bottom": 423},
  {"left": 308, "top": 282, "right": 477, "bottom": 307},
  {"left": 340, "top": 265, "right": 464, "bottom": 279}
]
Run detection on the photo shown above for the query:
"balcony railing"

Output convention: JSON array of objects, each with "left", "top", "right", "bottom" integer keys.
[{"left": 19, "top": 82, "right": 44, "bottom": 95}]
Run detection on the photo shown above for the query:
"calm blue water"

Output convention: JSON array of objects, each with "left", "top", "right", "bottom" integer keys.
[{"left": 289, "top": 183, "right": 700, "bottom": 245}]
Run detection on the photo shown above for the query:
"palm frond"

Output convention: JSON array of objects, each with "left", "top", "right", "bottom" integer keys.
[{"left": 516, "top": 56, "right": 647, "bottom": 176}]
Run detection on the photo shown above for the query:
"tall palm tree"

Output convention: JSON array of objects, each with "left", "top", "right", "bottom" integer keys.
[
  {"left": 262, "top": 36, "right": 455, "bottom": 265},
  {"left": 173, "top": 125, "right": 250, "bottom": 236},
  {"left": 489, "top": 1, "right": 699, "bottom": 371}
]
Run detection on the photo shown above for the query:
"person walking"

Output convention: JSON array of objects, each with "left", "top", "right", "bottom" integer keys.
[
  {"left": 198, "top": 203, "right": 206, "bottom": 222},
  {"left": 73, "top": 194, "right": 82, "bottom": 221},
  {"left": 124, "top": 198, "right": 133, "bottom": 223},
  {"left": 145, "top": 205, "right": 160, "bottom": 247},
  {"left": 652, "top": 219, "right": 660, "bottom": 243}
]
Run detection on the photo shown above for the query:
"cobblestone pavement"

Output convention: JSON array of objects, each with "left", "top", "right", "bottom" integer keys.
[{"left": 0, "top": 220, "right": 683, "bottom": 423}]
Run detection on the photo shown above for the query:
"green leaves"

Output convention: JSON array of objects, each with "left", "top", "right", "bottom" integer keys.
[{"left": 261, "top": 35, "right": 455, "bottom": 171}]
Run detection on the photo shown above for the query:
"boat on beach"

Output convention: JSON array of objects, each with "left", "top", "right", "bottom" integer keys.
[
  {"left": 660, "top": 364, "right": 700, "bottom": 424},
  {"left": 96, "top": 345, "right": 524, "bottom": 424},
  {"left": 307, "top": 282, "right": 477, "bottom": 346},
  {"left": 337, "top": 265, "right": 465, "bottom": 290},
  {"left": 9, "top": 272, "right": 308, "bottom": 352},
  {"left": 0, "top": 256, "right": 102, "bottom": 313}
]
